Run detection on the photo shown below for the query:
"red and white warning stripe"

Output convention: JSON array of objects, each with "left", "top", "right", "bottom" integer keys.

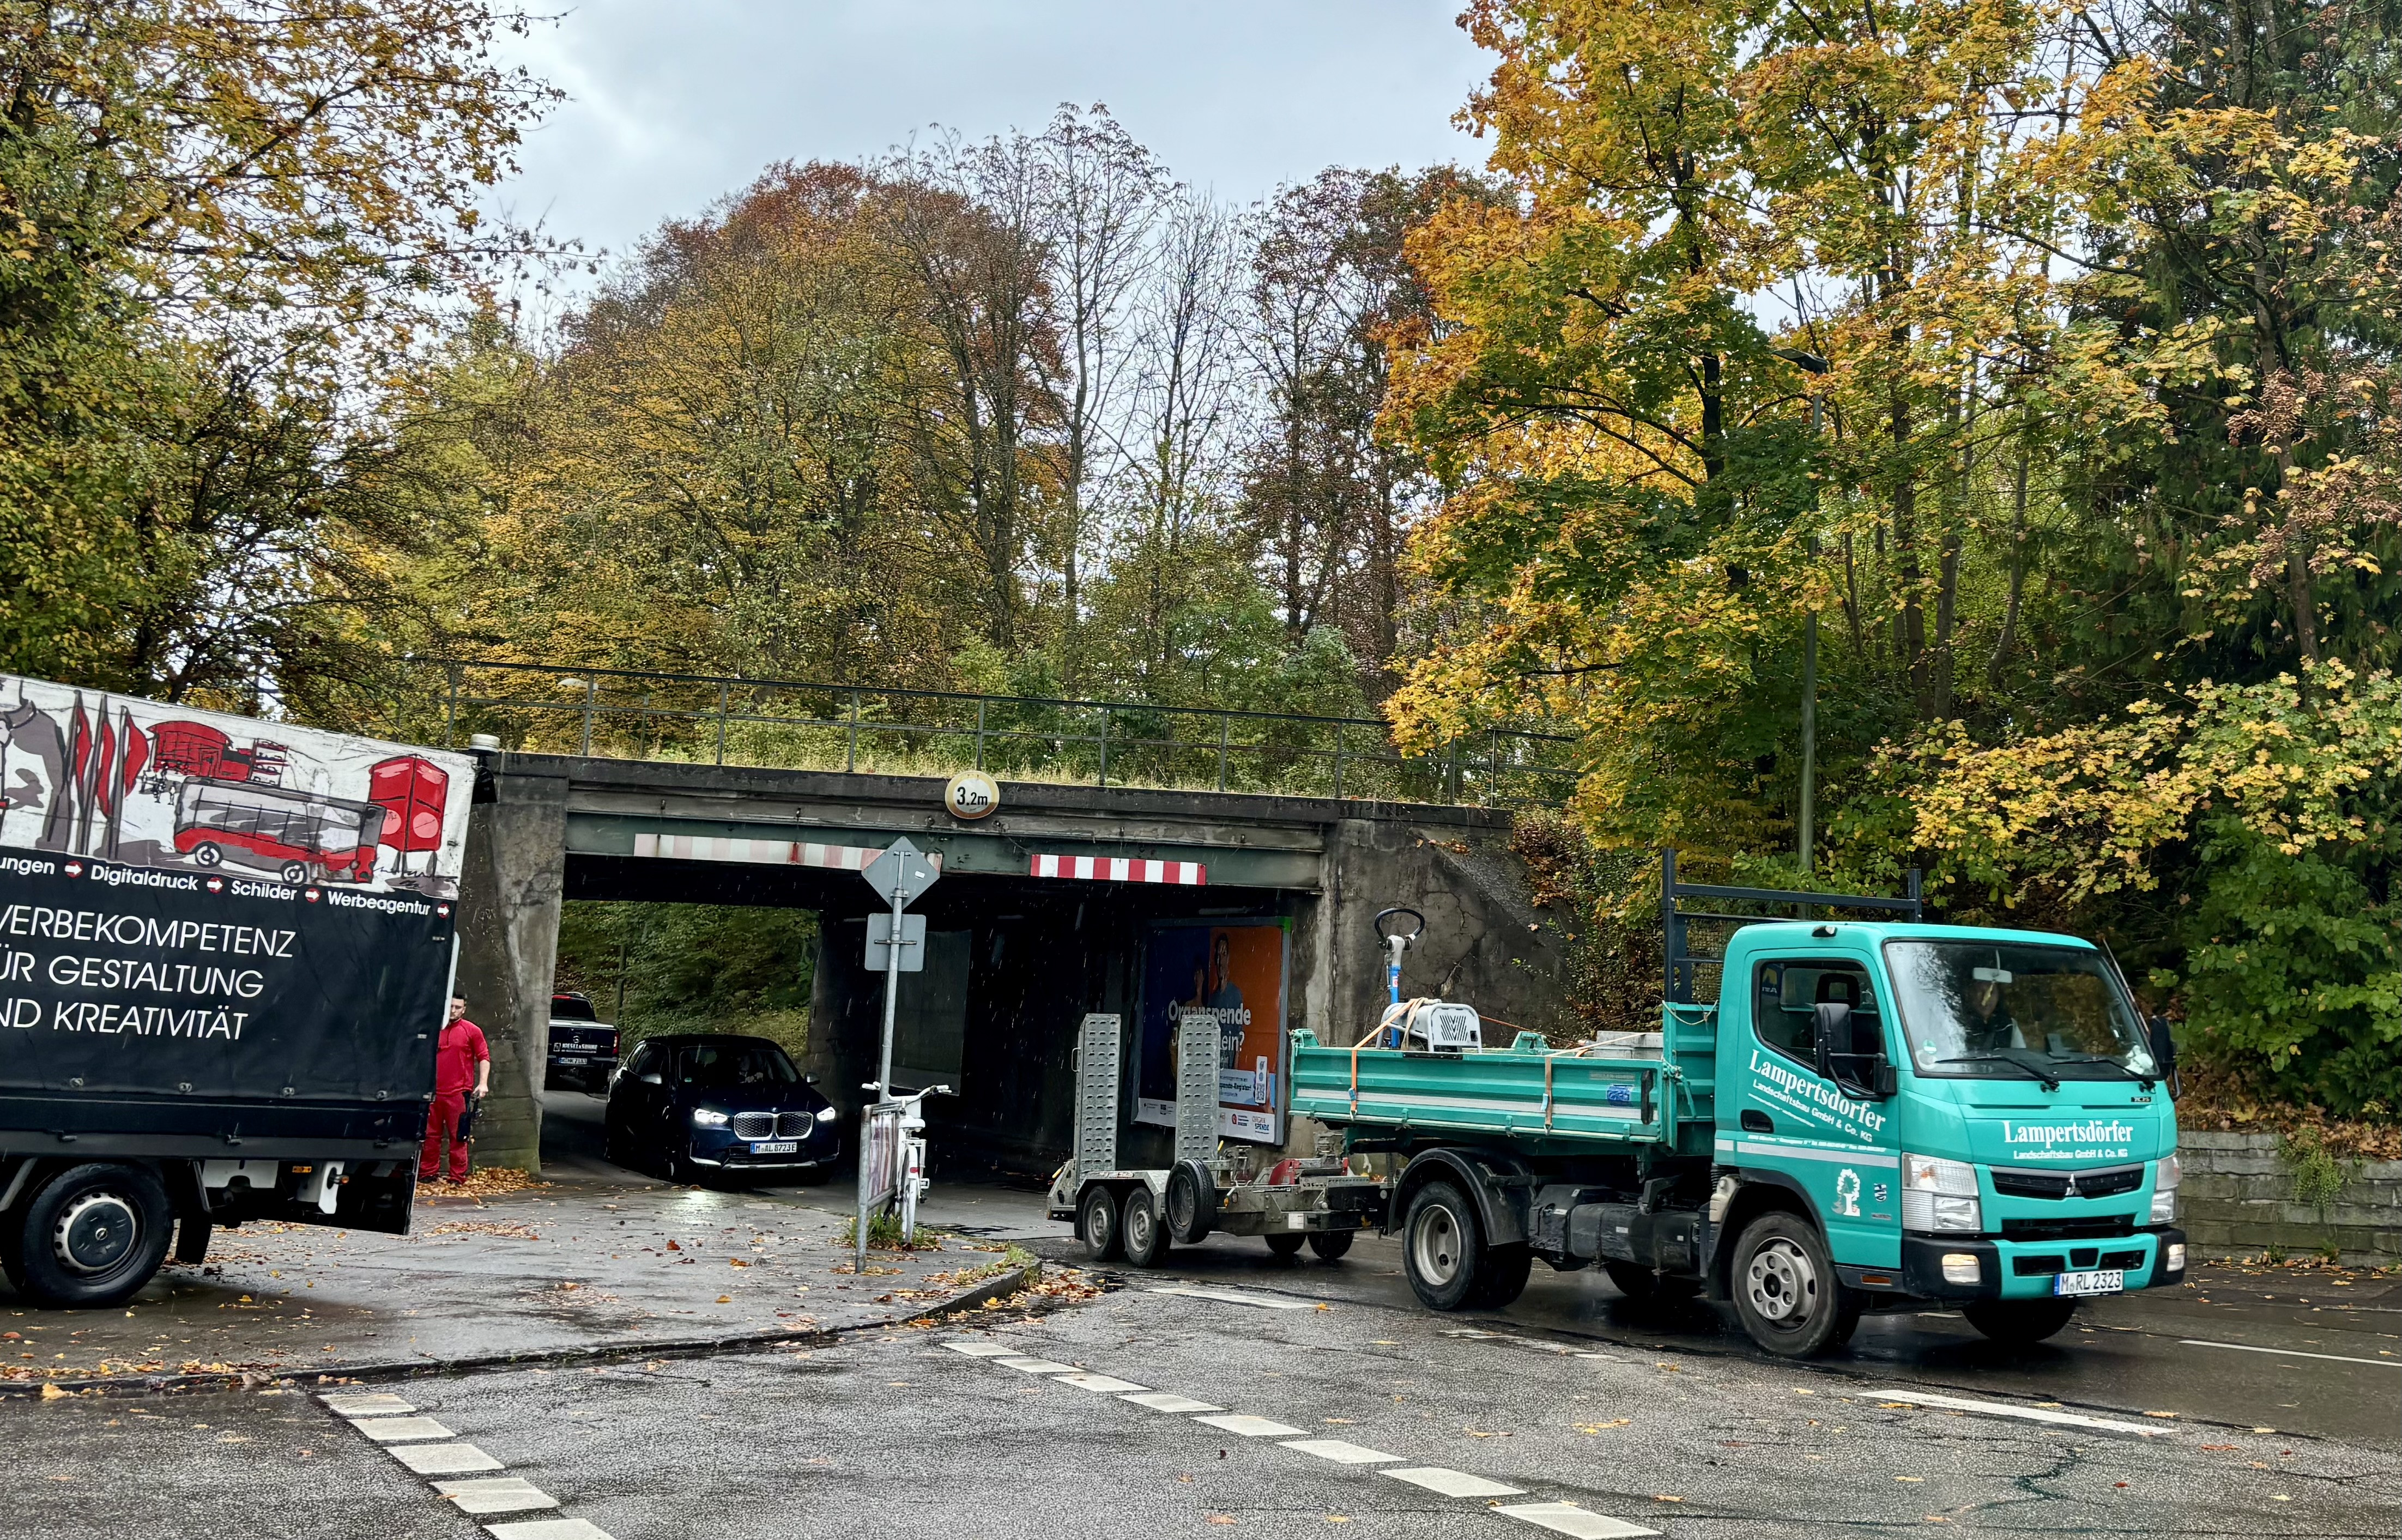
[
  {"left": 1028, "top": 853, "right": 1206, "bottom": 886},
  {"left": 632, "top": 833, "right": 940, "bottom": 873}
]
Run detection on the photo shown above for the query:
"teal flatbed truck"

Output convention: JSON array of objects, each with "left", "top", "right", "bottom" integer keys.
[{"left": 1290, "top": 855, "right": 2187, "bottom": 1357}]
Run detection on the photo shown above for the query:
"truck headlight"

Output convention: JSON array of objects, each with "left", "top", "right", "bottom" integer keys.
[
  {"left": 1902, "top": 1153, "right": 1983, "bottom": 1233},
  {"left": 2150, "top": 1152, "right": 2181, "bottom": 1223},
  {"left": 815, "top": 1106, "right": 839, "bottom": 1123},
  {"left": 692, "top": 1108, "right": 729, "bottom": 1127}
]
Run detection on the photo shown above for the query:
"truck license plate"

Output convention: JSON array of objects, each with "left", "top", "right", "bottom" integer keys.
[
  {"left": 751, "top": 1141, "right": 797, "bottom": 1155},
  {"left": 2053, "top": 1268, "right": 2124, "bottom": 1298}
]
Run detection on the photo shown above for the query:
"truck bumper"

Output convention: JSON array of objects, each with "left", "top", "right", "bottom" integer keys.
[{"left": 1899, "top": 1228, "right": 2186, "bottom": 1301}]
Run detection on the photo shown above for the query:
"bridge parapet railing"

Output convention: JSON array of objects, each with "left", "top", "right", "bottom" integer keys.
[{"left": 384, "top": 660, "right": 1577, "bottom": 809}]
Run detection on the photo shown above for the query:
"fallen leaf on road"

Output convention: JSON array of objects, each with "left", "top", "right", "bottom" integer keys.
[
  {"left": 1895, "top": 1476, "right": 1922, "bottom": 1483},
  {"left": 1326, "top": 1516, "right": 1351, "bottom": 1524},
  {"left": 730, "top": 1259, "right": 750, "bottom": 1268},
  {"left": 2201, "top": 1444, "right": 2238, "bottom": 1452},
  {"left": 39, "top": 1385, "right": 65, "bottom": 1400},
  {"left": 1653, "top": 1495, "right": 1684, "bottom": 1502},
  {"left": 2144, "top": 1411, "right": 2179, "bottom": 1419},
  {"left": 1574, "top": 1420, "right": 1632, "bottom": 1433},
  {"left": 1206, "top": 1515, "right": 1235, "bottom": 1525},
  {"left": 715, "top": 1295, "right": 732, "bottom": 1304}
]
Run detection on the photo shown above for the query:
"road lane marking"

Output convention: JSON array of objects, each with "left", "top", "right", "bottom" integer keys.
[
  {"left": 1279, "top": 1439, "right": 1403, "bottom": 1465},
  {"left": 1496, "top": 1502, "right": 1660, "bottom": 1537},
  {"left": 1195, "top": 1414, "right": 1306, "bottom": 1438},
  {"left": 435, "top": 1478, "right": 559, "bottom": 1516},
  {"left": 1381, "top": 1467, "right": 1526, "bottom": 1498},
  {"left": 483, "top": 1520, "right": 615, "bottom": 1540},
  {"left": 1122, "top": 1392, "right": 1224, "bottom": 1413},
  {"left": 940, "top": 1341, "right": 1020, "bottom": 1357},
  {"left": 349, "top": 1416, "right": 457, "bottom": 1444},
  {"left": 1055, "top": 1372, "right": 1148, "bottom": 1393},
  {"left": 2179, "top": 1338, "right": 2402, "bottom": 1369},
  {"left": 993, "top": 1357, "right": 1080, "bottom": 1373},
  {"left": 1867, "top": 1387, "right": 2162, "bottom": 1436},
  {"left": 389, "top": 1442, "right": 509, "bottom": 1476},
  {"left": 1146, "top": 1286, "right": 1322, "bottom": 1309},
  {"left": 322, "top": 1393, "right": 415, "bottom": 1416}
]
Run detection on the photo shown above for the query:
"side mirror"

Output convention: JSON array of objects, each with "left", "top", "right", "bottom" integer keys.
[
  {"left": 1812, "top": 1002, "right": 1850, "bottom": 1082},
  {"left": 639, "top": 1071, "right": 663, "bottom": 1086},
  {"left": 2147, "top": 1015, "right": 2180, "bottom": 1096},
  {"left": 803, "top": 1073, "right": 819, "bottom": 1085}
]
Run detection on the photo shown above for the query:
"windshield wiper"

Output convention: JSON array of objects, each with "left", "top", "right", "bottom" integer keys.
[
  {"left": 2045, "top": 1052, "right": 2158, "bottom": 1088},
  {"left": 1934, "top": 1051, "right": 2061, "bottom": 1092}
]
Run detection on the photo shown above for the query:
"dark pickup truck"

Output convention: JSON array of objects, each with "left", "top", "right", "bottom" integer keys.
[{"left": 545, "top": 992, "right": 621, "bottom": 1093}]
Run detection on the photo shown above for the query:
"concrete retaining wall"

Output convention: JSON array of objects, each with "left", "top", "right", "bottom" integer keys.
[{"left": 2179, "top": 1130, "right": 2402, "bottom": 1266}]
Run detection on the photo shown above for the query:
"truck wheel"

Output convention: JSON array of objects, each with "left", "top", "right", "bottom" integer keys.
[
  {"left": 1729, "top": 1211, "right": 1854, "bottom": 1359},
  {"left": 1079, "top": 1186, "right": 1123, "bottom": 1262},
  {"left": 1963, "top": 1298, "right": 2077, "bottom": 1346},
  {"left": 1165, "top": 1160, "right": 1214, "bottom": 1245},
  {"left": 1121, "top": 1187, "right": 1170, "bottom": 1268},
  {"left": 1469, "top": 1244, "right": 1532, "bottom": 1308},
  {"left": 1402, "top": 1180, "right": 1487, "bottom": 1311},
  {"left": 1263, "top": 1233, "right": 1305, "bottom": 1258},
  {"left": 1306, "top": 1230, "right": 1353, "bottom": 1263},
  {"left": 15, "top": 1163, "right": 172, "bottom": 1309}
]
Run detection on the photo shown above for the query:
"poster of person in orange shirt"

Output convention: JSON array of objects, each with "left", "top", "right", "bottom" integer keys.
[{"left": 1134, "top": 920, "right": 1288, "bottom": 1143}]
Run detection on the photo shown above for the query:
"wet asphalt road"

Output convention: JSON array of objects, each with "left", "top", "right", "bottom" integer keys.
[{"left": 3, "top": 1275, "right": 2393, "bottom": 1540}]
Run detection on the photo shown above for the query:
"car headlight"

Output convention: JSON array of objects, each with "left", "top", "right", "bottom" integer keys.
[
  {"left": 2150, "top": 1152, "right": 2181, "bottom": 1223},
  {"left": 1902, "top": 1152, "right": 1983, "bottom": 1233},
  {"left": 815, "top": 1105, "right": 839, "bottom": 1123},
  {"left": 691, "top": 1108, "right": 729, "bottom": 1127}
]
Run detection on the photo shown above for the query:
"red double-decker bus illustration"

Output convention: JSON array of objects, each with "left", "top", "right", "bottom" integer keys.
[{"left": 173, "top": 778, "right": 385, "bottom": 883}]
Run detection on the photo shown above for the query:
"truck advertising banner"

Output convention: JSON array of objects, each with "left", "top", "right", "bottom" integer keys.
[
  {"left": 1134, "top": 919, "right": 1288, "bottom": 1144},
  {"left": 0, "top": 675, "right": 475, "bottom": 1104}
]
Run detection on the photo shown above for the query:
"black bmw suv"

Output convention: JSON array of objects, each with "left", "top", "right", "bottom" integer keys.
[{"left": 604, "top": 1034, "right": 840, "bottom": 1185}]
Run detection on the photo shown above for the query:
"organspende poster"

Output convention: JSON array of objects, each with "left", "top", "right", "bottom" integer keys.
[{"left": 1134, "top": 919, "right": 1287, "bottom": 1143}]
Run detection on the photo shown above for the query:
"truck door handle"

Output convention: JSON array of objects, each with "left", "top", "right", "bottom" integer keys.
[{"left": 1740, "top": 1110, "right": 1773, "bottom": 1134}]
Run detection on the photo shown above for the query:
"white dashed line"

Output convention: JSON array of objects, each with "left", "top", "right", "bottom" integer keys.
[
  {"left": 435, "top": 1477, "right": 560, "bottom": 1516},
  {"left": 994, "top": 1356, "right": 1081, "bottom": 1373},
  {"left": 1278, "top": 1438, "right": 1402, "bottom": 1465},
  {"left": 323, "top": 1393, "right": 415, "bottom": 1416},
  {"left": 388, "top": 1442, "right": 508, "bottom": 1476},
  {"left": 483, "top": 1519, "right": 616, "bottom": 1540},
  {"left": 1054, "top": 1372, "right": 1148, "bottom": 1393},
  {"left": 941, "top": 1341, "right": 1021, "bottom": 1357},
  {"left": 1194, "top": 1413, "right": 1307, "bottom": 1438},
  {"left": 1380, "top": 1466, "right": 1526, "bottom": 1499},
  {"left": 2180, "top": 1338, "right": 2402, "bottom": 1369},
  {"left": 349, "top": 1416, "right": 457, "bottom": 1444},
  {"left": 1495, "top": 1501, "right": 1661, "bottom": 1537},
  {"left": 1145, "top": 1286, "right": 1322, "bottom": 1309},
  {"left": 1121, "top": 1392, "right": 1224, "bottom": 1414},
  {"left": 1867, "top": 1387, "right": 2163, "bottom": 1436}
]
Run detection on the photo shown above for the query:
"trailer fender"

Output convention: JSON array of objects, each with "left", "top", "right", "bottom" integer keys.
[
  {"left": 1388, "top": 1149, "right": 1529, "bottom": 1248},
  {"left": 1704, "top": 1169, "right": 1825, "bottom": 1301}
]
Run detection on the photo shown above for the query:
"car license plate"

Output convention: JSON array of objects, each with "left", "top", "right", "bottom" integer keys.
[
  {"left": 751, "top": 1141, "right": 797, "bottom": 1155},
  {"left": 556, "top": 1044, "right": 593, "bottom": 1054},
  {"left": 2053, "top": 1268, "right": 2124, "bottom": 1298}
]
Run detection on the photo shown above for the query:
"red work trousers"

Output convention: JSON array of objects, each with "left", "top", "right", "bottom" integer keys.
[{"left": 421, "top": 1090, "right": 471, "bottom": 1181}]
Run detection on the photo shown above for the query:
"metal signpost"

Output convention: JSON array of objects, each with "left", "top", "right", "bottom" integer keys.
[{"left": 855, "top": 836, "right": 939, "bottom": 1275}]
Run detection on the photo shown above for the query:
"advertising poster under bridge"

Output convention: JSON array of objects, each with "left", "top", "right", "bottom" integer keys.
[{"left": 1135, "top": 919, "right": 1288, "bottom": 1143}]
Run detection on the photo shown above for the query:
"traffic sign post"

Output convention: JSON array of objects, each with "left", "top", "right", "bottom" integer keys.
[{"left": 856, "top": 837, "right": 939, "bottom": 1275}]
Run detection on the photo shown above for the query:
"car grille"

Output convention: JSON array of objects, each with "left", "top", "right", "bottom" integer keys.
[
  {"left": 726, "top": 1111, "right": 818, "bottom": 1141},
  {"left": 1990, "top": 1164, "right": 2145, "bottom": 1201}
]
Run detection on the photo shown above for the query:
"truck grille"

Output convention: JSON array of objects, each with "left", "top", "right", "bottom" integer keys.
[
  {"left": 2000, "top": 1215, "right": 2134, "bottom": 1242},
  {"left": 1990, "top": 1164, "right": 2145, "bottom": 1201}
]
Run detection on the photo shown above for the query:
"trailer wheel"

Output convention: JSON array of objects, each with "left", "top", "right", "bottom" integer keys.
[
  {"left": 1728, "top": 1211, "right": 1856, "bottom": 1358},
  {"left": 1121, "top": 1187, "right": 1170, "bottom": 1268},
  {"left": 1164, "top": 1160, "right": 1214, "bottom": 1245},
  {"left": 1263, "top": 1233, "right": 1305, "bottom": 1258},
  {"left": 14, "top": 1163, "right": 172, "bottom": 1309},
  {"left": 1078, "top": 1186, "right": 1123, "bottom": 1262},
  {"left": 1401, "top": 1180, "right": 1487, "bottom": 1311},
  {"left": 1962, "top": 1298, "right": 2076, "bottom": 1347},
  {"left": 1306, "top": 1230, "right": 1352, "bottom": 1263}
]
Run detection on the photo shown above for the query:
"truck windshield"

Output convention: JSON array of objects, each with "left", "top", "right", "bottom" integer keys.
[{"left": 1883, "top": 941, "right": 2157, "bottom": 1082}]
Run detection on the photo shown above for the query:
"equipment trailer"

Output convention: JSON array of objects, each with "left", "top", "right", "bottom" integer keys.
[
  {"left": 1290, "top": 856, "right": 2188, "bottom": 1357},
  {"left": 1049, "top": 1011, "right": 1387, "bottom": 1265}
]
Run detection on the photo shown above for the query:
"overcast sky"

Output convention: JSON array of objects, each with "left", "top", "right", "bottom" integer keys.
[{"left": 491, "top": 1, "right": 1495, "bottom": 265}]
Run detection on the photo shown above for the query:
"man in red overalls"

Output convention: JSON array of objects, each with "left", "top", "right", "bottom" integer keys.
[{"left": 421, "top": 995, "right": 491, "bottom": 1184}]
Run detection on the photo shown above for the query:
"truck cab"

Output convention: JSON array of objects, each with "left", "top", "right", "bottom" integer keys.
[{"left": 1711, "top": 921, "right": 2184, "bottom": 1353}]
